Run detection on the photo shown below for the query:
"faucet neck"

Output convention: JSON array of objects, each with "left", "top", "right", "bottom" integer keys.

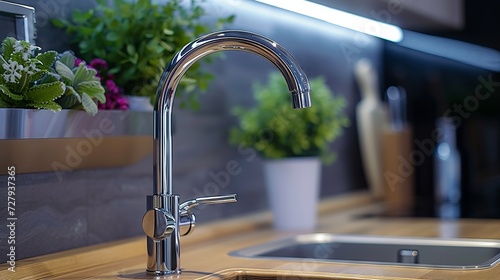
[{"left": 153, "top": 30, "right": 310, "bottom": 196}]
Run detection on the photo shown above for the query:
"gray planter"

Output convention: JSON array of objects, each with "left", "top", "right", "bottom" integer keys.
[{"left": 0, "top": 109, "right": 153, "bottom": 174}]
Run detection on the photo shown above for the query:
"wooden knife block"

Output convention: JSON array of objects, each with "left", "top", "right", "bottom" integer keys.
[{"left": 381, "top": 126, "right": 415, "bottom": 217}]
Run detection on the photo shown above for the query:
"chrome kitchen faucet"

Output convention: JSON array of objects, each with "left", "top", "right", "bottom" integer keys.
[{"left": 142, "top": 30, "right": 311, "bottom": 275}]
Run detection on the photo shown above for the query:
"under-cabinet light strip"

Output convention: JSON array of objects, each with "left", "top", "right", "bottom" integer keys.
[{"left": 254, "top": 0, "right": 404, "bottom": 42}]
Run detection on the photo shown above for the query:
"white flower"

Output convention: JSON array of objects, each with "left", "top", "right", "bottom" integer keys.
[
  {"left": 2, "top": 59, "right": 24, "bottom": 83},
  {"left": 29, "top": 45, "right": 41, "bottom": 54},
  {"left": 13, "top": 40, "right": 40, "bottom": 61},
  {"left": 13, "top": 41, "right": 24, "bottom": 53},
  {"left": 25, "top": 60, "right": 39, "bottom": 75}
]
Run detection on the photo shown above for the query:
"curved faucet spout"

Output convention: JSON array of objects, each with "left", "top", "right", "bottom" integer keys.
[{"left": 153, "top": 30, "right": 311, "bottom": 196}]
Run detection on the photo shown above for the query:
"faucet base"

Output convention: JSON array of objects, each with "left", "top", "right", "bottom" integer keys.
[
  {"left": 145, "top": 195, "right": 181, "bottom": 274},
  {"left": 146, "top": 268, "right": 181, "bottom": 276}
]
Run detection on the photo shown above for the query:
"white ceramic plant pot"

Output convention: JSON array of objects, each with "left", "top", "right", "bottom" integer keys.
[
  {"left": 263, "top": 156, "right": 321, "bottom": 231},
  {"left": 126, "top": 96, "right": 154, "bottom": 111}
]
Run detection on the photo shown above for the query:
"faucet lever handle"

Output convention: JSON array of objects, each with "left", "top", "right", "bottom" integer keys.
[
  {"left": 178, "top": 194, "right": 237, "bottom": 236},
  {"left": 180, "top": 194, "right": 237, "bottom": 212}
]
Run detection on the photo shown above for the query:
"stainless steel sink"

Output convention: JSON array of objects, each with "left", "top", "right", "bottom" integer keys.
[{"left": 229, "top": 234, "right": 500, "bottom": 269}]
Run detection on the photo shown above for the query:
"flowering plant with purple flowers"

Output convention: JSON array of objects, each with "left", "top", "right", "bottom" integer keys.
[{"left": 78, "top": 58, "right": 129, "bottom": 110}]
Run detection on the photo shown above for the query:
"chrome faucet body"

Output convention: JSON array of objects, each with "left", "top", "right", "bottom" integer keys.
[{"left": 142, "top": 30, "right": 311, "bottom": 275}]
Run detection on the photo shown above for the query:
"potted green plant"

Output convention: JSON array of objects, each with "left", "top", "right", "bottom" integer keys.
[
  {"left": 229, "top": 71, "right": 349, "bottom": 231},
  {"left": 53, "top": 0, "right": 234, "bottom": 110}
]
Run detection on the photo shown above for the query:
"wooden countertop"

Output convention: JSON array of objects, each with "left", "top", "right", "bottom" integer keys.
[{"left": 2, "top": 192, "right": 500, "bottom": 280}]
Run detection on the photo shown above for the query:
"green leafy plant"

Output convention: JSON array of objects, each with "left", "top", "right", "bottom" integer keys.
[
  {"left": 53, "top": 0, "right": 234, "bottom": 109},
  {"left": 52, "top": 51, "right": 106, "bottom": 115},
  {"left": 229, "top": 71, "right": 350, "bottom": 163},
  {"left": 0, "top": 37, "right": 65, "bottom": 110},
  {"left": 0, "top": 37, "right": 106, "bottom": 115}
]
